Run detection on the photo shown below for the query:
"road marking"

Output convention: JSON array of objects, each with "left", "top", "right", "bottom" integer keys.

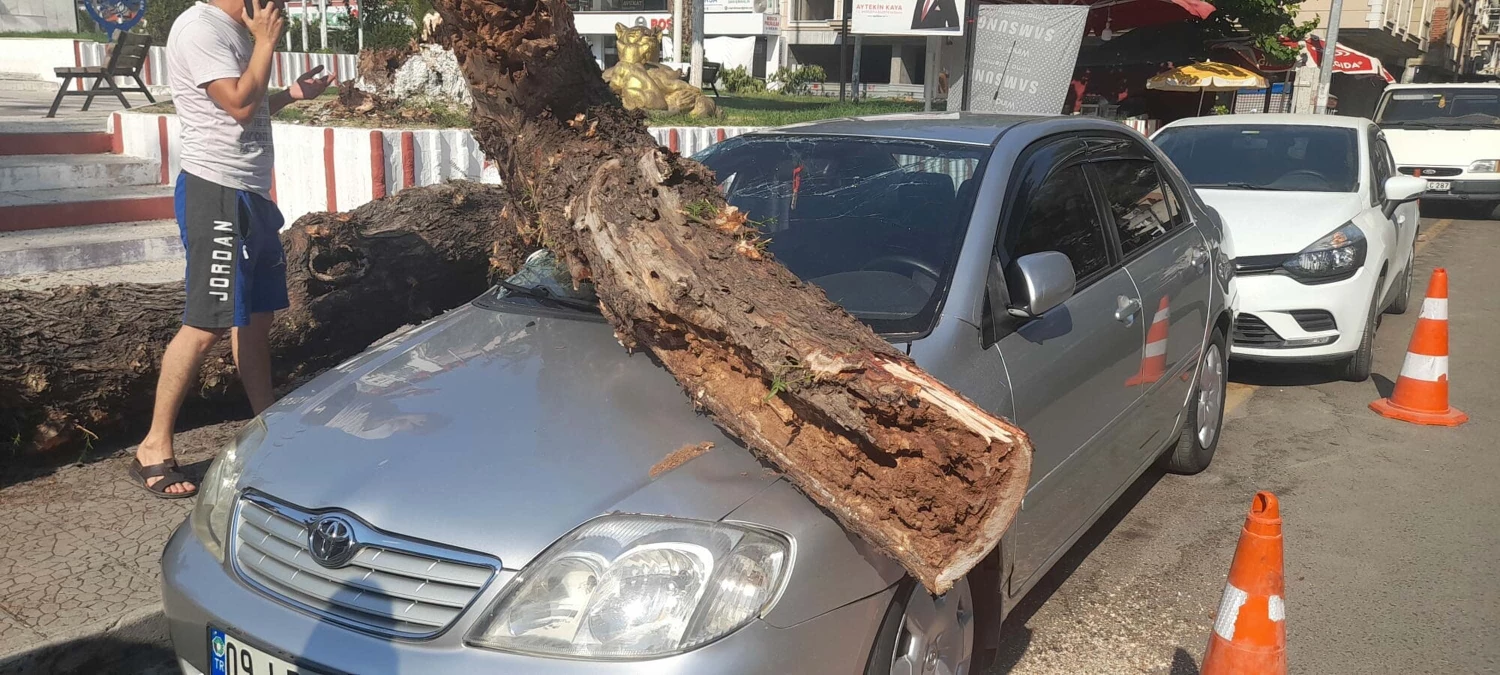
[{"left": 1222, "top": 217, "right": 1455, "bottom": 417}]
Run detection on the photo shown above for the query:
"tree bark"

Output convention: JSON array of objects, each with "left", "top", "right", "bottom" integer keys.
[
  {"left": 1, "top": 181, "right": 528, "bottom": 455},
  {"left": 433, "top": 0, "right": 1033, "bottom": 594}
]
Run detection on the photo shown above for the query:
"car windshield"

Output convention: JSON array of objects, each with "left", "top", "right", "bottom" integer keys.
[
  {"left": 1375, "top": 88, "right": 1500, "bottom": 128},
  {"left": 480, "top": 134, "right": 987, "bottom": 338},
  {"left": 1153, "top": 125, "right": 1359, "bottom": 193}
]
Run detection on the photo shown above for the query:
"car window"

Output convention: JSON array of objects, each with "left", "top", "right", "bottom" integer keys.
[
  {"left": 1092, "top": 159, "right": 1178, "bottom": 255},
  {"left": 1376, "top": 87, "right": 1500, "bottom": 128},
  {"left": 1373, "top": 137, "right": 1395, "bottom": 202},
  {"left": 1154, "top": 125, "right": 1360, "bottom": 193},
  {"left": 1367, "top": 130, "right": 1389, "bottom": 204},
  {"left": 1007, "top": 164, "right": 1111, "bottom": 283}
]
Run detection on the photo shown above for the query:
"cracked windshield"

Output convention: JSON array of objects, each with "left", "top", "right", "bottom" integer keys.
[
  {"left": 1376, "top": 88, "right": 1500, "bottom": 128},
  {"left": 495, "top": 136, "right": 986, "bottom": 336}
]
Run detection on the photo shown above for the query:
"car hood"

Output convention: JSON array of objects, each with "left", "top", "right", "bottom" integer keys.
[
  {"left": 1382, "top": 127, "right": 1500, "bottom": 167},
  {"left": 242, "top": 302, "right": 782, "bottom": 572},
  {"left": 1194, "top": 189, "right": 1364, "bottom": 257}
]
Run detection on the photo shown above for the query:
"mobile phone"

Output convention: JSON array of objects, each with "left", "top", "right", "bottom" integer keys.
[{"left": 243, "top": 0, "right": 255, "bottom": 17}]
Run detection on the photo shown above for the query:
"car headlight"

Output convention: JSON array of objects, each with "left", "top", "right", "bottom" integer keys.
[
  {"left": 1468, "top": 159, "right": 1499, "bottom": 173},
  {"left": 1283, "top": 223, "right": 1366, "bottom": 281},
  {"left": 467, "top": 515, "right": 790, "bottom": 660},
  {"left": 190, "top": 418, "right": 266, "bottom": 562}
]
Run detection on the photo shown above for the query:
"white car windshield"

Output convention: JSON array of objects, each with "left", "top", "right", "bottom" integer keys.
[
  {"left": 1154, "top": 125, "right": 1359, "bottom": 193},
  {"left": 1376, "top": 88, "right": 1500, "bottom": 129}
]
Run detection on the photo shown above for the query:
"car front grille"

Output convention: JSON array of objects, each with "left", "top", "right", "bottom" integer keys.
[
  {"left": 1289, "top": 310, "right": 1337, "bottom": 332},
  {"left": 232, "top": 493, "right": 498, "bottom": 638},
  {"left": 1397, "top": 166, "right": 1463, "bottom": 178},
  {"left": 1233, "top": 254, "right": 1288, "bottom": 276},
  {"left": 1233, "top": 313, "right": 1284, "bottom": 348}
]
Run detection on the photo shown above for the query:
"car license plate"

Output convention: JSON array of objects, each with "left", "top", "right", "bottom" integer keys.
[
  {"left": 1428, "top": 181, "right": 1452, "bottom": 191},
  {"left": 209, "top": 627, "right": 321, "bottom": 675}
]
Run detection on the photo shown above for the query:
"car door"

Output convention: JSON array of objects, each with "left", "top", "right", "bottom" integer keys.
[
  {"left": 987, "top": 136, "right": 1147, "bottom": 592},
  {"left": 1084, "top": 137, "right": 1212, "bottom": 451},
  {"left": 1372, "top": 130, "right": 1418, "bottom": 277}
]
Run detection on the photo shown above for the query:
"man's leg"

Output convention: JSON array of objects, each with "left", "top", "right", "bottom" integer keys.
[
  {"left": 136, "top": 325, "right": 225, "bottom": 494},
  {"left": 232, "top": 312, "right": 276, "bottom": 415}
]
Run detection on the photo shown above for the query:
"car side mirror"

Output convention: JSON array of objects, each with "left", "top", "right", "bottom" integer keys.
[
  {"left": 1382, "top": 175, "right": 1426, "bottom": 218},
  {"left": 1006, "top": 252, "right": 1076, "bottom": 318}
]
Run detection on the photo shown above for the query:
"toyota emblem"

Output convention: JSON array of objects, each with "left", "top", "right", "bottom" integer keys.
[{"left": 308, "top": 515, "right": 358, "bottom": 568}]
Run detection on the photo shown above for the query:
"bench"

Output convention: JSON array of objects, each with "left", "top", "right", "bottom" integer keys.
[
  {"left": 700, "top": 60, "right": 721, "bottom": 97},
  {"left": 47, "top": 32, "right": 157, "bottom": 118}
]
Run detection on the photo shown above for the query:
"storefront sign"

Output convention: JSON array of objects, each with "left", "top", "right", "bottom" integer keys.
[
  {"left": 852, "top": 0, "right": 966, "bottom": 36},
  {"left": 705, "top": 0, "right": 756, "bottom": 12},
  {"left": 763, "top": 13, "right": 781, "bottom": 33},
  {"left": 967, "top": 4, "right": 1088, "bottom": 114}
]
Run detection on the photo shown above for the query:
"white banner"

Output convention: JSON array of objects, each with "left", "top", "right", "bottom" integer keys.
[
  {"left": 967, "top": 4, "right": 1088, "bottom": 114},
  {"left": 853, "top": 0, "right": 966, "bottom": 36}
]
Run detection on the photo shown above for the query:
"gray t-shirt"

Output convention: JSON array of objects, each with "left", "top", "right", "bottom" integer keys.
[{"left": 166, "top": 3, "right": 274, "bottom": 196}]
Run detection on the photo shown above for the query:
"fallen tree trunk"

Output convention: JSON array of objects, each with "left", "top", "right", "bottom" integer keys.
[
  {"left": 0, "top": 181, "right": 527, "bottom": 454},
  {"left": 432, "top": 0, "right": 1033, "bottom": 594}
]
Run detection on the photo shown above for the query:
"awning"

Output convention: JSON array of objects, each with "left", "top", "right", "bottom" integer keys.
[{"left": 1303, "top": 35, "right": 1396, "bottom": 83}]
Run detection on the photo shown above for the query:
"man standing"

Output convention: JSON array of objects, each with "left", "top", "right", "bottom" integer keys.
[{"left": 130, "top": 0, "right": 330, "bottom": 497}]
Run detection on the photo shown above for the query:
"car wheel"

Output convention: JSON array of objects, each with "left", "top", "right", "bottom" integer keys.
[
  {"left": 1386, "top": 258, "right": 1413, "bottom": 315},
  {"left": 1157, "top": 329, "right": 1226, "bottom": 475},
  {"left": 866, "top": 577, "right": 975, "bottom": 675},
  {"left": 1341, "top": 282, "right": 1383, "bottom": 382}
]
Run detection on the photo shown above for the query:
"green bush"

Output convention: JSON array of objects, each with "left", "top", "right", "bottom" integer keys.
[
  {"left": 719, "top": 65, "right": 764, "bottom": 94},
  {"left": 770, "top": 65, "right": 825, "bottom": 96},
  {"left": 142, "top": 0, "right": 196, "bottom": 44}
]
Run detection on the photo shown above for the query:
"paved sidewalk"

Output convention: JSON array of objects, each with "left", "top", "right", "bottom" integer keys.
[{"left": 0, "top": 421, "right": 242, "bottom": 673}]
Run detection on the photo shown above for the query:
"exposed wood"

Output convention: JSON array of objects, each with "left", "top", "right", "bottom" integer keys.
[
  {"left": 432, "top": 0, "right": 1034, "bottom": 594},
  {"left": 0, "top": 182, "right": 526, "bottom": 455}
]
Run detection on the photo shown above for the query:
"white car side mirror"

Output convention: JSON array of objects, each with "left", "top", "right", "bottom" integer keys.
[{"left": 1384, "top": 175, "right": 1426, "bottom": 203}]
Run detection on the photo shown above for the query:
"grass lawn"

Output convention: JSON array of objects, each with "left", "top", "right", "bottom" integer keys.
[
  {"left": 0, "top": 30, "right": 109, "bottom": 42},
  {"left": 648, "top": 92, "right": 926, "bottom": 127}
]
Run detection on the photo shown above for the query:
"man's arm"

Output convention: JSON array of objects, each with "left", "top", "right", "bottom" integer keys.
[
  {"left": 267, "top": 65, "right": 331, "bottom": 115},
  {"left": 204, "top": 0, "right": 282, "bottom": 125}
]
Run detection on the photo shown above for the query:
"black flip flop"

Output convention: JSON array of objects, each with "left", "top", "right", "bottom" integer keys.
[{"left": 128, "top": 458, "right": 198, "bottom": 499}]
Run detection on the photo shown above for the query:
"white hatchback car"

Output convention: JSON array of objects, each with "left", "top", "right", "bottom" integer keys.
[{"left": 1153, "top": 114, "right": 1426, "bottom": 380}]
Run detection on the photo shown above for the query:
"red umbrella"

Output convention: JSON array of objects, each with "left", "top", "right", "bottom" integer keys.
[{"left": 1303, "top": 35, "right": 1395, "bottom": 83}]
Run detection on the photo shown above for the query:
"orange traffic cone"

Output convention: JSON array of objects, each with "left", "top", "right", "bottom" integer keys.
[
  {"left": 1127, "top": 296, "right": 1169, "bottom": 386},
  {"left": 1369, "top": 268, "right": 1468, "bottom": 426},
  {"left": 1202, "top": 492, "right": 1286, "bottom": 675}
]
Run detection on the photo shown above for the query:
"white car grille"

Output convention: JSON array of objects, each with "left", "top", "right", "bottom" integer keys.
[{"left": 231, "top": 493, "right": 497, "bottom": 638}]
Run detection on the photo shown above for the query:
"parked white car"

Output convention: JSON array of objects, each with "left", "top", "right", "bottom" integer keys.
[
  {"left": 1153, "top": 114, "right": 1425, "bottom": 381},
  {"left": 1374, "top": 83, "right": 1500, "bottom": 218}
]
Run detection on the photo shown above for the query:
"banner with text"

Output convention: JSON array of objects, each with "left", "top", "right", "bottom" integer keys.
[
  {"left": 968, "top": 4, "right": 1088, "bottom": 114},
  {"left": 853, "top": 0, "right": 967, "bottom": 36}
]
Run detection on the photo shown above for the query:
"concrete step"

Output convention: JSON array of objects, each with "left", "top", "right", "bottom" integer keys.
[
  {"left": 0, "top": 258, "right": 182, "bottom": 291},
  {"left": 0, "top": 153, "right": 159, "bottom": 192},
  {"left": 0, "top": 72, "right": 57, "bottom": 94},
  {"left": 0, "top": 130, "right": 113, "bottom": 154},
  {"left": 0, "top": 184, "right": 174, "bottom": 231},
  {"left": 0, "top": 219, "right": 181, "bottom": 277}
]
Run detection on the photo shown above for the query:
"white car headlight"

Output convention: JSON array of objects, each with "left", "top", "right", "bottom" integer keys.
[
  {"left": 1468, "top": 159, "right": 1499, "bottom": 173},
  {"left": 467, "top": 515, "right": 790, "bottom": 660},
  {"left": 1283, "top": 222, "right": 1366, "bottom": 282},
  {"left": 190, "top": 418, "right": 266, "bottom": 562}
]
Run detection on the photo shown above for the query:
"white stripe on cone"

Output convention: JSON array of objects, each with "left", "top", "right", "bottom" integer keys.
[
  {"left": 1153, "top": 308, "right": 1170, "bottom": 323},
  {"left": 1144, "top": 340, "right": 1168, "bottom": 357},
  {"left": 1419, "top": 298, "right": 1448, "bottom": 321},
  {"left": 1399, "top": 353, "right": 1449, "bottom": 382},
  {"left": 1212, "top": 584, "right": 1249, "bottom": 641}
]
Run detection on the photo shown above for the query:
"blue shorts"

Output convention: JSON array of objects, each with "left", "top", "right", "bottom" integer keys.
[{"left": 175, "top": 171, "right": 290, "bottom": 329}]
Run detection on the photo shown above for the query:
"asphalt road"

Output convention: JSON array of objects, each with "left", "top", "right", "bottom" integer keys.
[{"left": 993, "top": 215, "right": 1500, "bottom": 674}]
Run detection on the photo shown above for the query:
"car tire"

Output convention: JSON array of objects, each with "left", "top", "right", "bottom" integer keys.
[
  {"left": 865, "top": 575, "right": 977, "bottom": 675},
  {"left": 1341, "top": 282, "right": 1383, "bottom": 382},
  {"left": 1386, "top": 258, "right": 1413, "bottom": 315},
  {"left": 1158, "top": 328, "right": 1226, "bottom": 475}
]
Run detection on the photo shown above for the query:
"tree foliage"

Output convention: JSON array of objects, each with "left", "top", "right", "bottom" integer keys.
[{"left": 1202, "top": 0, "right": 1319, "bottom": 63}]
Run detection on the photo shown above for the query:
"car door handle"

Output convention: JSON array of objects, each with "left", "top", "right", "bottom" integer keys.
[
  {"left": 1115, "top": 296, "right": 1141, "bottom": 325},
  {"left": 1191, "top": 246, "right": 1210, "bottom": 270}
]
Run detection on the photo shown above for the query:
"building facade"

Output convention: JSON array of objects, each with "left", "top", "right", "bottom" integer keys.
[{"left": 0, "top": 0, "right": 76, "bottom": 32}]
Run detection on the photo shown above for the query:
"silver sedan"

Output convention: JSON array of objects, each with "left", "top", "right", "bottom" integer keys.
[{"left": 162, "top": 113, "right": 1231, "bottom": 675}]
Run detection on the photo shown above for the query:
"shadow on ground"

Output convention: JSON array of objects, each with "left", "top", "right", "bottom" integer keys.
[
  {"left": 0, "top": 635, "right": 177, "bottom": 675},
  {"left": 1228, "top": 358, "right": 1345, "bottom": 387},
  {"left": 991, "top": 468, "right": 1168, "bottom": 671}
]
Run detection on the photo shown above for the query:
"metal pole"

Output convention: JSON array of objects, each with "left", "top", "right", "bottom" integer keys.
[
  {"left": 356, "top": 0, "right": 363, "bottom": 51},
  {"left": 301, "top": 3, "right": 309, "bottom": 52},
  {"left": 960, "top": 0, "right": 978, "bottom": 110},
  {"left": 839, "top": 0, "right": 852, "bottom": 102},
  {"left": 319, "top": 0, "right": 328, "bottom": 51},
  {"left": 689, "top": 0, "right": 705, "bottom": 87},
  {"left": 1315, "top": 0, "right": 1344, "bottom": 114},
  {"left": 851, "top": 34, "right": 863, "bottom": 102}
]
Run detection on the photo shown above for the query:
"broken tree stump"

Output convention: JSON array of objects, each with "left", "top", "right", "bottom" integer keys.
[
  {"left": 0, "top": 181, "right": 527, "bottom": 454},
  {"left": 433, "top": 0, "right": 1034, "bottom": 593}
]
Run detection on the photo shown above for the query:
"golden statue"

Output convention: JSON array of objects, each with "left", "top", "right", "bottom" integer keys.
[{"left": 602, "top": 23, "right": 718, "bottom": 118}]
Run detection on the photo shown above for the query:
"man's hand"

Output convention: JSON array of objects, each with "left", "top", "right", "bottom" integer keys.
[
  {"left": 289, "top": 65, "right": 332, "bottom": 101},
  {"left": 244, "top": 0, "right": 284, "bottom": 44}
]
